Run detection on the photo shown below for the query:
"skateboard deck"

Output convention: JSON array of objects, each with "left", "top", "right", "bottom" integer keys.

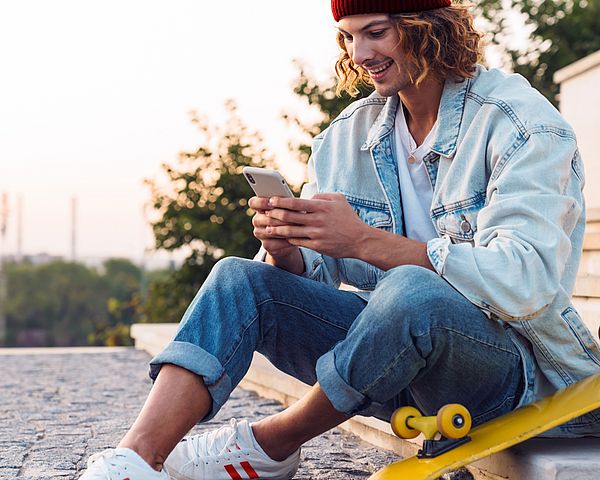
[{"left": 370, "top": 372, "right": 600, "bottom": 480}]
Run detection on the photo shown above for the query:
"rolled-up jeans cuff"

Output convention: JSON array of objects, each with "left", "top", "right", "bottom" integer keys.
[
  {"left": 316, "top": 350, "right": 384, "bottom": 417},
  {"left": 149, "top": 341, "right": 232, "bottom": 422}
]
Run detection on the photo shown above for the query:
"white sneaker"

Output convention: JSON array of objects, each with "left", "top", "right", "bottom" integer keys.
[
  {"left": 79, "top": 447, "right": 170, "bottom": 480},
  {"left": 165, "top": 418, "right": 300, "bottom": 480}
]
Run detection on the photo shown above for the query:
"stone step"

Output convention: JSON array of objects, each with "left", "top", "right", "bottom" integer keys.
[
  {"left": 585, "top": 223, "right": 600, "bottom": 234},
  {"left": 583, "top": 232, "right": 600, "bottom": 251},
  {"left": 572, "top": 296, "right": 600, "bottom": 340},
  {"left": 577, "top": 250, "right": 600, "bottom": 276},
  {"left": 573, "top": 275, "right": 600, "bottom": 299},
  {"left": 131, "top": 323, "right": 600, "bottom": 480},
  {"left": 586, "top": 207, "right": 600, "bottom": 223}
]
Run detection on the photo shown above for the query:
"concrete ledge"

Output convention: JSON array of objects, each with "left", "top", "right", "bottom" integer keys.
[
  {"left": 583, "top": 232, "right": 600, "bottom": 251},
  {"left": 131, "top": 323, "right": 600, "bottom": 480},
  {"left": 554, "top": 50, "right": 600, "bottom": 84}
]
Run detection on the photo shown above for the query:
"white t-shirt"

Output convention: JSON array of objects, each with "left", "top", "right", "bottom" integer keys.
[{"left": 394, "top": 103, "right": 438, "bottom": 242}]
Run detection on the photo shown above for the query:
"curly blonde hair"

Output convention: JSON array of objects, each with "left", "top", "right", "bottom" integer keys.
[{"left": 335, "top": 3, "right": 484, "bottom": 96}]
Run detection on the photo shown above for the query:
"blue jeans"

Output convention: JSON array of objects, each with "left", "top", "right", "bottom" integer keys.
[{"left": 150, "top": 257, "right": 524, "bottom": 425}]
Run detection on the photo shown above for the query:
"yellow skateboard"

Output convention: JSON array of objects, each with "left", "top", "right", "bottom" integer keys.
[{"left": 370, "top": 372, "right": 600, "bottom": 480}]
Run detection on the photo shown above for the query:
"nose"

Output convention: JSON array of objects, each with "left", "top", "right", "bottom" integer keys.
[{"left": 350, "top": 38, "right": 373, "bottom": 67}]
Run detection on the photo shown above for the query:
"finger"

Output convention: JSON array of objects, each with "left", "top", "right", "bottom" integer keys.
[
  {"left": 266, "top": 208, "right": 311, "bottom": 225},
  {"left": 267, "top": 225, "right": 314, "bottom": 238},
  {"left": 253, "top": 214, "right": 289, "bottom": 228},
  {"left": 287, "top": 238, "right": 319, "bottom": 250},
  {"left": 255, "top": 226, "right": 291, "bottom": 240},
  {"left": 268, "top": 196, "right": 322, "bottom": 213},
  {"left": 249, "top": 196, "right": 272, "bottom": 211}
]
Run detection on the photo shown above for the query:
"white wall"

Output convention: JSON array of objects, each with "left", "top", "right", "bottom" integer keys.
[{"left": 556, "top": 52, "right": 600, "bottom": 210}]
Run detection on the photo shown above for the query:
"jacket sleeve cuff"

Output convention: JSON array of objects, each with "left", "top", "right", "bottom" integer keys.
[
  {"left": 427, "top": 236, "right": 451, "bottom": 275},
  {"left": 253, "top": 246, "right": 268, "bottom": 262},
  {"left": 299, "top": 247, "right": 324, "bottom": 280}
]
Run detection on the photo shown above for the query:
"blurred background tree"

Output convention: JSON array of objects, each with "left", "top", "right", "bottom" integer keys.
[
  {"left": 5, "top": 259, "right": 142, "bottom": 347},
  {"left": 477, "top": 0, "right": 600, "bottom": 105},
  {"left": 141, "top": 101, "right": 274, "bottom": 323}
]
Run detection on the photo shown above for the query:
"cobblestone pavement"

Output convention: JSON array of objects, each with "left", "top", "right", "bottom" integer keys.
[{"left": 0, "top": 348, "right": 472, "bottom": 480}]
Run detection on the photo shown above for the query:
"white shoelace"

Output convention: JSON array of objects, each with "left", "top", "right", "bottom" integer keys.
[
  {"left": 183, "top": 418, "right": 245, "bottom": 469},
  {"left": 87, "top": 449, "right": 123, "bottom": 475}
]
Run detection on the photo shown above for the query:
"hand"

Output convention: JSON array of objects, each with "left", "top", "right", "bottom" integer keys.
[
  {"left": 264, "top": 193, "right": 369, "bottom": 258},
  {"left": 249, "top": 196, "right": 299, "bottom": 260}
]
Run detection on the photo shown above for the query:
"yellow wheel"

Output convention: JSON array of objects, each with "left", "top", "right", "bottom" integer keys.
[
  {"left": 391, "top": 406, "right": 422, "bottom": 439},
  {"left": 436, "top": 404, "right": 472, "bottom": 439}
]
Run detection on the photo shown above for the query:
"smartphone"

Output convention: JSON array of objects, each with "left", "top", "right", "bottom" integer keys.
[{"left": 243, "top": 167, "right": 294, "bottom": 198}]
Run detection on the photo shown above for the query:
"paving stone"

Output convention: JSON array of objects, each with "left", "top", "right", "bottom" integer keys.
[{"left": 0, "top": 348, "right": 474, "bottom": 479}]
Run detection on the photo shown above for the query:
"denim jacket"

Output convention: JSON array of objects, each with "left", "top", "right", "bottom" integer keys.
[{"left": 296, "top": 65, "right": 600, "bottom": 436}]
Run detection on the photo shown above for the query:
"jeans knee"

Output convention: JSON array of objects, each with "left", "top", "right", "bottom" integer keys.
[
  {"left": 208, "top": 256, "right": 264, "bottom": 289},
  {"left": 380, "top": 265, "right": 438, "bottom": 293},
  {"left": 371, "top": 265, "right": 443, "bottom": 319}
]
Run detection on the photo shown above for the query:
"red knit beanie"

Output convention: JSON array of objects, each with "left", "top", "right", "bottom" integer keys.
[{"left": 331, "top": 0, "right": 451, "bottom": 21}]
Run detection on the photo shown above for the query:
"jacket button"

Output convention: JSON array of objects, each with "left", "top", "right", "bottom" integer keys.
[{"left": 460, "top": 216, "right": 472, "bottom": 233}]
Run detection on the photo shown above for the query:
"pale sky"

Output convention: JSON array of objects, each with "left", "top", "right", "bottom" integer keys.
[{"left": 0, "top": 0, "right": 340, "bottom": 262}]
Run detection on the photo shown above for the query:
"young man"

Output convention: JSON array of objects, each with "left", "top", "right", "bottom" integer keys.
[{"left": 81, "top": 1, "right": 600, "bottom": 479}]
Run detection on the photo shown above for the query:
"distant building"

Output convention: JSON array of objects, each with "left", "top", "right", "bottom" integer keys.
[
  {"left": 555, "top": 50, "right": 600, "bottom": 211},
  {"left": 25, "top": 253, "right": 64, "bottom": 265}
]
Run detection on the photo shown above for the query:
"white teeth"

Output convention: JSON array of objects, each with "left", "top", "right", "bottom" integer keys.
[{"left": 369, "top": 60, "right": 393, "bottom": 74}]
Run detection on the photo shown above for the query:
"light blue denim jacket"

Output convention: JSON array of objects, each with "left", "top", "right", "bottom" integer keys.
[{"left": 293, "top": 65, "right": 600, "bottom": 436}]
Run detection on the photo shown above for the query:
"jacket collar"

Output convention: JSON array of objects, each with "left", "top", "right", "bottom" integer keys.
[
  {"left": 430, "top": 76, "right": 470, "bottom": 158},
  {"left": 363, "top": 76, "right": 471, "bottom": 158},
  {"left": 362, "top": 94, "right": 399, "bottom": 151}
]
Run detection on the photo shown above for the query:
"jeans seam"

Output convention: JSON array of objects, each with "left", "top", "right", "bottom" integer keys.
[
  {"left": 256, "top": 298, "right": 352, "bottom": 332},
  {"left": 362, "top": 344, "right": 414, "bottom": 393},
  {"left": 221, "top": 312, "right": 260, "bottom": 370},
  {"left": 361, "top": 326, "right": 519, "bottom": 394},
  {"left": 426, "top": 326, "right": 521, "bottom": 357}
]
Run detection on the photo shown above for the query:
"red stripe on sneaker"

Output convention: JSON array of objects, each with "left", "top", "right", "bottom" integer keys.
[
  {"left": 240, "top": 461, "right": 259, "bottom": 479},
  {"left": 224, "top": 464, "right": 242, "bottom": 480}
]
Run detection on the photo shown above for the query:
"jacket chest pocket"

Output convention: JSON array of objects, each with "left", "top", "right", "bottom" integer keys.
[
  {"left": 338, "top": 195, "right": 392, "bottom": 290},
  {"left": 346, "top": 195, "right": 393, "bottom": 231},
  {"left": 432, "top": 193, "right": 484, "bottom": 243}
]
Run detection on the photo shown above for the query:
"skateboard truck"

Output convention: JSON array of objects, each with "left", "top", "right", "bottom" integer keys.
[{"left": 391, "top": 403, "right": 472, "bottom": 459}]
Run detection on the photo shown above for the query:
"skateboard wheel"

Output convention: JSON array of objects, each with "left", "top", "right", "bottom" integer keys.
[
  {"left": 436, "top": 404, "right": 472, "bottom": 439},
  {"left": 391, "top": 406, "right": 422, "bottom": 439}
]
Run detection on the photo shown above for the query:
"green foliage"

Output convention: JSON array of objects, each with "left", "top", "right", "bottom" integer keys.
[
  {"left": 146, "top": 101, "right": 272, "bottom": 259},
  {"left": 5, "top": 258, "right": 143, "bottom": 347},
  {"left": 142, "top": 101, "right": 273, "bottom": 323},
  {"left": 477, "top": 0, "right": 600, "bottom": 105},
  {"left": 138, "top": 254, "right": 218, "bottom": 324}
]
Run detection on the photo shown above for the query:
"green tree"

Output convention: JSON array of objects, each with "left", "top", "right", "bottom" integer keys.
[
  {"left": 5, "top": 258, "right": 143, "bottom": 347},
  {"left": 142, "top": 101, "right": 273, "bottom": 323},
  {"left": 477, "top": 0, "right": 600, "bottom": 105},
  {"left": 102, "top": 258, "right": 142, "bottom": 325},
  {"left": 88, "top": 258, "right": 144, "bottom": 346},
  {"left": 6, "top": 261, "right": 105, "bottom": 346}
]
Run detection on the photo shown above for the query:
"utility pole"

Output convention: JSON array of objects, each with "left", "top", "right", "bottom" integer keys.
[
  {"left": 0, "top": 192, "right": 9, "bottom": 346},
  {"left": 71, "top": 196, "right": 77, "bottom": 262},
  {"left": 16, "top": 194, "right": 22, "bottom": 262}
]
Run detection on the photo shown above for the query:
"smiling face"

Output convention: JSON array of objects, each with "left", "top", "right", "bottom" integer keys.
[{"left": 338, "top": 14, "right": 413, "bottom": 97}]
